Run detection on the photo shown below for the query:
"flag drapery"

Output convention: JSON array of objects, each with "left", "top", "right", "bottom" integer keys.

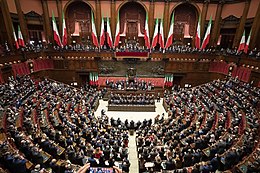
[
  {"left": 195, "top": 15, "right": 201, "bottom": 49},
  {"left": 165, "top": 13, "right": 174, "bottom": 49},
  {"left": 13, "top": 25, "right": 19, "bottom": 49},
  {"left": 201, "top": 16, "right": 212, "bottom": 50},
  {"left": 91, "top": 12, "right": 99, "bottom": 47},
  {"left": 89, "top": 72, "right": 99, "bottom": 86},
  {"left": 18, "top": 25, "right": 25, "bottom": 47},
  {"left": 114, "top": 13, "right": 120, "bottom": 48},
  {"left": 144, "top": 13, "right": 150, "bottom": 49},
  {"left": 52, "top": 12, "right": 62, "bottom": 47},
  {"left": 158, "top": 19, "right": 164, "bottom": 49},
  {"left": 62, "top": 12, "right": 67, "bottom": 46},
  {"left": 164, "top": 74, "right": 173, "bottom": 87},
  {"left": 152, "top": 18, "right": 159, "bottom": 48},
  {"left": 100, "top": 16, "right": 105, "bottom": 47},
  {"left": 106, "top": 17, "right": 113, "bottom": 48},
  {"left": 244, "top": 29, "right": 251, "bottom": 54},
  {"left": 238, "top": 30, "right": 246, "bottom": 52}
]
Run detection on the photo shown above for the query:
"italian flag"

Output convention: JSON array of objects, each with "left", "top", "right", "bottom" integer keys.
[
  {"left": 151, "top": 18, "right": 159, "bottom": 48},
  {"left": 106, "top": 17, "right": 113, "bottom": 48},
  {"left": 114, "top": 12, "right": 120, "bottom": 48},
  {"left": 238, "top": 30, "right": 246, "bottom": 52},
  {"left": 201, "top": 16, "right": 212, "bottom": 50},
  {"left": 95, "top": 73, "right": 99, "bottom": 86},
  {"left": 89, "top": 72, "right": 99, "bottom": 86},
  {"left": 244, "top": 29, "right": 251, "bottom": 54},
  {"left": 62, "top": 12, "right": 67, "bottom": 46},
  {"left": 91, "top": 12, "right": 99, "bottom": 47},
  {"left": 52, "top": 12, "right": 62, "bottom": 47},
  {"left": 158, "top": 19, "right": 164, "bottom": 49},
  {"left": 13, "top": 25, "right": 19, "bottom": 49},
  {"left": 195, "top": 15, "right": 201, "bottom": 49},
  {"left": 165, "top": 13, "right": 174, "bottom": 49},
  {"left": 18, "top": 25, "right": 25, "bottom": 47},
  {"left": 89, "top": 73, "right": 93, "bottom": 85},
  {"left": 144, "top": 13, "right": 150, "bottom": 49},
  {"left": 100, "top": 16, "right": 105, "bottom": 47},
  {"left": 164, "top": 74, "right": 173, "bottom": 87}
]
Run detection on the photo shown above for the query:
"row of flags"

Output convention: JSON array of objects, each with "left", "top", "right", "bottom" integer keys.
[
  {"left": 194, "top": 16, "right": 212, "bottom": 50},
  {"left": 52, "top": 11, "right": 67, "bottom": 47},
  {"left": 237, "top": 29, "right": 251, "bottom": 54},
  {"left": 164, "top": 74, "right": 174, "bottom": 87},
  {"left": 12, "top": 10, "right": 253, "bottom": 53},
  {"left": 89, "top": 72, "right": 99, "bottom": 86},
  {"left": 90, "top": 12, "right": 213, "bottom": 50},
  {"left": 194, "top": 15, "right": 252, "bottom": 53},
  {"left": 12, "top": 25, "right": 25, "bottom": 49}
]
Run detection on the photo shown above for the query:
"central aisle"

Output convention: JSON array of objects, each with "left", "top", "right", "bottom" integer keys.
[{"left": 94, "top": 99, "right": 167, "bottom": 173}]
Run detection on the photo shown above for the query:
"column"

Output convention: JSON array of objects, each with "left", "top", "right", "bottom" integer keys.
[
  {"left": 14, "top": 0, "right": 28, "bottom": 43},
  {"left": 249, "top": 1, "right": 260, "bottom": 50},
  {"left": 210, "top": 0, "right": 224, "bottom": 47},
  {"left": 95, "top": 0, "right": 101, "bottom": 37},
  {"left": 149, "top": 0, "right": 155, "bottom": 40},
  {"left": 1, "top": 0, "right": 14, "bottom": 49},
  {"left": 41, "top": 0, "right": 52, "bottom": 43},
  {"left": 56, "top": 0, "right": 63, "bottom": 36},
  {"left": 232, "top": 0, "right": 251, "bottom": 48},
  {"left": 200, "top": 0, "right": 209, "bottom": 39},
  {"left": 163, "top": 0, "right": 170, "bottom": 39},
  {"left": 110, "top": 0, "right": 116, "bottom": 37}
]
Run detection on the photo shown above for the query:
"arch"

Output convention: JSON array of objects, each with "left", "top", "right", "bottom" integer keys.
[
  {"left": 64, "top": 0, "right": 93, "bottom": 44},
  {"left": 115, "top": 1, "right": 147, "bottom": 47},
  {"left": 63, "top": 0, "right": 94, "bottom": 16},
  {"left": 116, "top": 0, "right": 148, "bottom": 14},
  {"left": 169, "top": 2, "right": 200, "bottom": 46},
  {"left": 170, "top": 2, "right": 200, "bottom": 17}
]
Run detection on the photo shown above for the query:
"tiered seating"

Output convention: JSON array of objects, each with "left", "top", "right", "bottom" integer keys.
[
  {"left": 0, "top": 76, "right": 130, "bottom": 172},
  {"left": 0, "top": 75, "right": 259, "bottom": 173},
  {"left": 137, "top": 78, "right": 259, "bottom": 173}
]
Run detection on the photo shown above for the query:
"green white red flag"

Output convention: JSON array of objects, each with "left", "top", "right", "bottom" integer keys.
[
  {"left": 89, "top": 72, "right": 99, "bottom": 86},
  {"left": 158, "top": 19, "right": 164, "bottom": 49},
  {"left": 13, "top": 25, "right": 19, "bottom": 49},
  {"left": 201, "top": 16, "right": 212, "bottom": 50},
  {"left": 91, "top": 12, "right": 99, "bottom": 47},
  {"left": 165, "top": 13, "right": 174, "bottom": 49},
  {"left": 114, "top": 13, "right": 120, "bottom": 48},
  {"left": 17, "top": 25, "right": 25, "bottom": 47},
  {"left": 164, "top": 74, "right": 173, "bottom": 87},
  {"left": 244, "top": 29, "right": 251, "bottom": 54},
  {"left": 238, "top": 30, "right": 246, "bottom": 52},
  {"left": 151, "top": 18, "right": 159, "bottom": 48},
  {"left": 62, "top": 12, "right": 67, "bottom": 46},
  {"left": 52, "top": 12, "right": 62, "bottom": 47},
  {"left": 106, "top": 17, "right": 113, "bottom": 48},
  {"left": 100, "top": 16, "right": 105, "bottom": 47},
  {"left": 195, "top": 15, "right": 201, "bottom": 49},
  {"left": 144, "top": 14, "right": 150, "bottom": 49}
]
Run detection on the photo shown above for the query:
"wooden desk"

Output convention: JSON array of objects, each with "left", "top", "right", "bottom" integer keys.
[{"left": 108, "top": 104, "right": 156, "bottom": 112}]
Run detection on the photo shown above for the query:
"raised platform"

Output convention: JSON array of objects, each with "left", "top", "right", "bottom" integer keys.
[
  {"left": 108, "top": 104, "right": 156, "bottom": 112},
  {"left": 98, "top": 77, "right": 165, "bottom": 87}
]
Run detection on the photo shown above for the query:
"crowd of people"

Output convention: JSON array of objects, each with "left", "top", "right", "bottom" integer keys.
[
  {"left": 105, "top": 79, "right": 155, "bottom": 91},
  {"left": 108, "top": 93, "right": 155, "bottom": 105},
  {"left": 1, "top": 41, "right": 260, "bottom": 59},
  {"left": 136, "top": 77, "right": 259, "bottom": 172},
  {"left": 0, "top": 76, "right": 130, "bottom": 173},
  {"left": 0, "top": 74, "right": 259, "bottom": 173}
]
